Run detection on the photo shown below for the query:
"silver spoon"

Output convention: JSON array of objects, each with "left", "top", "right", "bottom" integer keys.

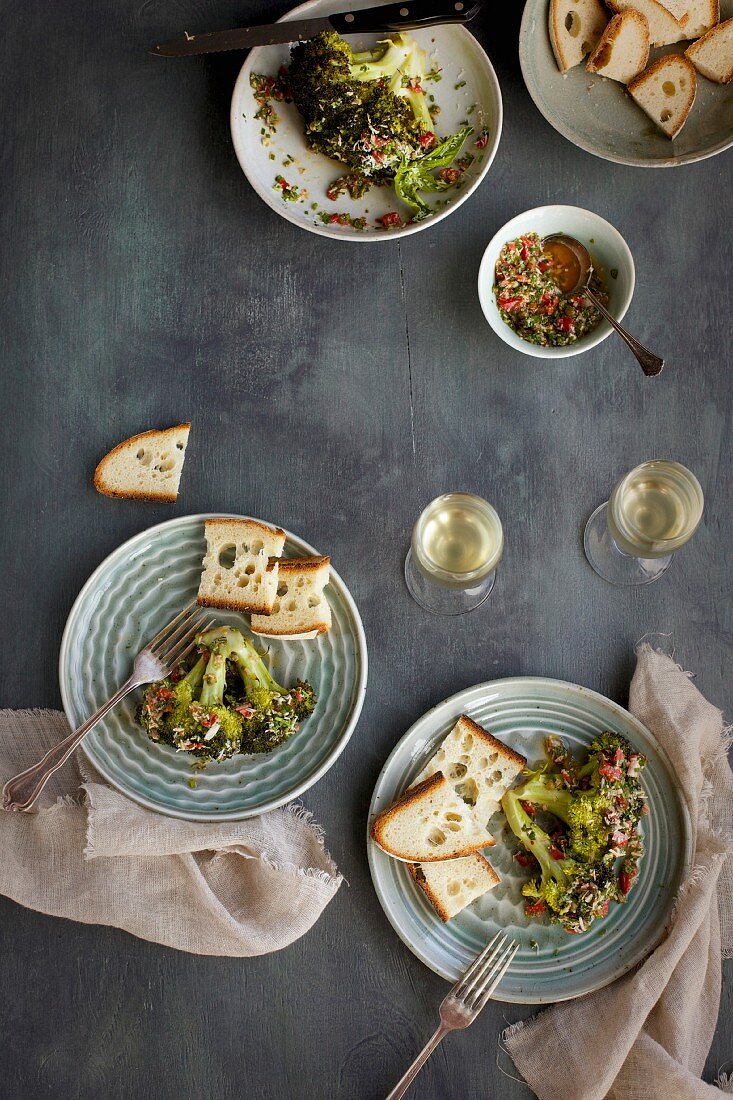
[{"left": 542, "top": 233, "right": 664, "bottom": 377}]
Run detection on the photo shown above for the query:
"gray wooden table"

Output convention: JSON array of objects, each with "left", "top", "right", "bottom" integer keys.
[{"left": 1, "top": 1, "right": 731, "bottom": 1097}]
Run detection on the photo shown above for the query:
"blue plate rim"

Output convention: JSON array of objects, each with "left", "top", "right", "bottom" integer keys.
[{"left": 58, "top": 512, "right": 368, "bottom": 821}]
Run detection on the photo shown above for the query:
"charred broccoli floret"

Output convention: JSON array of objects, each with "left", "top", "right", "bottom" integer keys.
[
  {"left": 285, "top": 30, "right": 471, "bottom": 217},
  {"left": 137, "top": 626, "right": 316, "bottom": 767},
  {"left": 501, "top": 732, "right": 648, "bottom": 933}
]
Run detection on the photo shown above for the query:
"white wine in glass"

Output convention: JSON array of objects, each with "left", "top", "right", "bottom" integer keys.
[
  {"left": 584, "top": 460, "right": 704, "bottom": 585},
  {"left": 405, "top": 493, "right": 503, "bottom": 614}
]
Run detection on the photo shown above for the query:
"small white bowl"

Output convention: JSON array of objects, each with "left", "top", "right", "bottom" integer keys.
[{"left": 477, "top": 205, "right": 635, "bottom": 359}]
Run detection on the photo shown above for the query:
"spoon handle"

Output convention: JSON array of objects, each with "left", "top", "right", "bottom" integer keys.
[{"left": 585, "top": 288, "right": 664, "bottom": 377}]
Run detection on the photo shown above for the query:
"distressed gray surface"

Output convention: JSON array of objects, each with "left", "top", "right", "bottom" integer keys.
[{"left": 0, "top": 0, "right": 731, "bottom": 1097}]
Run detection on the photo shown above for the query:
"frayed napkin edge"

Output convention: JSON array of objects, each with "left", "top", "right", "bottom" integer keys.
[{"left": 80, "top": 787, "right": 343, "bottom": 893}]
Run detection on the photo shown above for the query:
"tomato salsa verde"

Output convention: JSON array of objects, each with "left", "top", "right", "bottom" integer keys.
[{"left": 493, "top": 232, "right": 609, "bottom": 347}]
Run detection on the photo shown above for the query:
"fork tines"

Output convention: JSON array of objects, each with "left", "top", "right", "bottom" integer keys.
[
  {"left": 453, "top": 931, "right": 519, "bottom": 1010},
  {"left": 148, "top": 603, "right": 212, "bottom": 669}
]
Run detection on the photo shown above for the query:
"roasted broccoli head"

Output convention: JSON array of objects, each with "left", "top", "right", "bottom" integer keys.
[
  {"left": 137, "top": 625, "right": 316, "bottom": 766},
  {"left": 285, "top": 30, "right": 472, "bottom": 217},
  {"left": 501, "top": 732, "right": 647, "bottom": 933}
]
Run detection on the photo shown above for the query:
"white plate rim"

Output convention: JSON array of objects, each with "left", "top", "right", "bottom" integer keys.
[
  {"left": 518, "top": 0, "right": 733, "bottom": 168},
  {"left": 229, "top": 0, "right": 504, "bottom": 242},
  {"left": 366, "top": 675, "right": 693, "bottom": 1003},
  {"left": 58, "top": 512, "right": 369, "bottom": 820}
]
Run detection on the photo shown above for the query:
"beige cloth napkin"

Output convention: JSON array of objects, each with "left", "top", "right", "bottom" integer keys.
[
  {"left": 504, "top": 645, "right": 733, "bottom": 1100},
  {"left": 0, "top": 710, "right": 342, "bottom": 955}
]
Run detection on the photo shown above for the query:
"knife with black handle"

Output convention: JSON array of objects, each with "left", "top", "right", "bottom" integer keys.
[{"left": 151, "top": 0, "right": 482, "bottom": 57}]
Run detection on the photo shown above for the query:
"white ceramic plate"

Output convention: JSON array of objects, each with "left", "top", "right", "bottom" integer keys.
[
  {"left": 367, "top": 678, "right": 692, "bottom": 1003},
  {"left": 520, "top": 0, "right": 733, "bottom": 167},
  {"left": 477, "top": 204, "right": 635, "bottom": 359},
  {"left": 59, "top": 514, "right": 368, "bottom": 820},
  {"left": 230, "top": 0, "right": 502, "bottom": 240}
]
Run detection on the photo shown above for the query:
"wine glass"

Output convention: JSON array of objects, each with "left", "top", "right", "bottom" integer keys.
[
  {"left": 584, "top": 460, "right": 704, "bottom": 586},
  {"left": 404, "top": 493, "right": 503, "bottom": 615}
]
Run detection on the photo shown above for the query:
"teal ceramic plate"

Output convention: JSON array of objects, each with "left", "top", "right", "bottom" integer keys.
[
  {"left": 367, "top": 677, "right": 692, "bottom": 1003},
  {"left": 519, "top": 0, "right": 733, "bottom": 167},
  {"left": 59, "top": 514, "right": 367, "bottom": 820}
]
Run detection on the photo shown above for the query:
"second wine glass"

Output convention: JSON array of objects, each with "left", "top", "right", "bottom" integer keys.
[
  {"left": 584, "top": 460, "right": 704, "bottom": 586},
  {"left": 404, "top": 493, "right": 503, "bottom": 615}
]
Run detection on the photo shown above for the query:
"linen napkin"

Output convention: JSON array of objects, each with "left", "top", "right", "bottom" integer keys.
[
  {"left": 504, "top": 645, "right": 733, "bottom": 1100},
  {"left": 0, "top": 710, "right": 342, "bottom": 955}
]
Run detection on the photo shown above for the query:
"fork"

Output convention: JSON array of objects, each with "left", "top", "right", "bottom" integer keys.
[
  {"left": 3, "top": 602, "right": 213, "bottom": 812},
  {"left": 385, "top": 932, "right": 519, "bottom": 1100}
]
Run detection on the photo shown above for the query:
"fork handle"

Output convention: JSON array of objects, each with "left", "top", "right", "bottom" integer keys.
[
  {"left": 2, "top": 677, "right": 138, "bottom": 812},
  {"left": 385, "top": 1024, "right": 449, "bottom": 1100}
]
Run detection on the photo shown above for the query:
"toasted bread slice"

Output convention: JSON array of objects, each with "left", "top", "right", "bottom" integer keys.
[
  {"left": 197, "top": 517, "right": 286, "bottom": 614},
  {"left": 607, "top": 0, "right": 686, "bottom": 44},
  {"left": 408, "top": 854, "right": 500, "bottom": 922},
  {"left": 586, "top": 10, "right": 650, "bottom": 81},
  {"left": 656, "top": 0, "right": 690, "bottom": 22},
  {"left": 686, "top": 16, "right": 733, "bottom": 81},
  {"left": 549, "top": 0, "right": 609, "bottom": 72},
  {"left": 94, "top": 424, "right": 190, "bottom": 503},
  {"left": 251, "top": 557, "right": 332, "bottom": 639},
  {"left": 628, "top": 54, "right": 697, "bottom": 135},
  {"left": 681, "top": 0, "right": 719, "bottom": 37},
  {"left": 414, "top": 715, "right": 527, "bottom": 832},
  {"left": 371, "top": 773, "right": 495, "bottom": 862}
]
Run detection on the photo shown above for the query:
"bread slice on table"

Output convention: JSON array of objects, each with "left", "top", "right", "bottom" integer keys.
[
  {"left": 549, "top": 0, "right": 609, "bottom": 72},
  {"left": 413, "top": 715, "right": 527, "bottom": 832},
  {"left": 408, "top": 854, "right": 500, "bottom": 922},
  {"left": 681, "top": 0, "right": 719, "bottom": 39},
  {"left": 371, "top": 773, "right": 495, "bottom": 862},
  {"left": 586, "top": 10, "right": 650, "bottom": 82},
  {"left": 685, "top": 16, "right": 733, "bottom": 81},
  {"left": 607, "top": 0, "right": 686, "bottom": 45},
  {"left": 628, "top": 54, "right": 697, "bottom": 136},
  {"left": 94, "top": 423, "right": 190, "bottom": 503},
  {"left": 251, "top": 557, "right": 331, "bottom": 639},
  {"left": 197, "top": 517, "right": 286, "bottom": 614}
]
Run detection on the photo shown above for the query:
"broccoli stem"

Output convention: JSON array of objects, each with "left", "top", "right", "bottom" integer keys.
[
  {"left": 182, "top": 655, "right": 206, "bottom": 694},
  {"left": 512, "top": 776, "right": 574, "bottom": 823},
  {"left": 501, "top": 788, "right": 567, "bottom": 887},
  {"left": 199, "top": 651, "right": 227, "bottom": 707},
  {"left": 232, "top": 643, "right": 283, "bottom": 697},
  {"left": 197, "top": 627, "right": 284, "bottom": 697}
]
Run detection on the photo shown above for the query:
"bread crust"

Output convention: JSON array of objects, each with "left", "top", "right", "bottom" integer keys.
[
  {"left": 196, "top": 593, "right": 274, "bottom": 613},
  {"left": 627, "top": 54, "right": 697, "bottom": 135},
  {"left": 250, "top": 622, "right": 330, "bottom": 637},
  {"left": 94, "top": 423, "right": 191, "bottom": 502},
  {"left": 204, "top": 516, "right": 286, "bottom": 539},
  {"left": 408, "top": 863, "right": 453, "bottom": 922},
  {"left": 277, "top": 556, "right": 331, "bottom": 574},
  {"left": 371, "top": 773, "right": 495, "bottom": 861},
  {"left": 455, "top": 715, "right": 527, "bottom": 770}
]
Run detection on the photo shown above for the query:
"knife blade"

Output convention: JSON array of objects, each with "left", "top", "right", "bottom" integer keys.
[{"left": 151, "top": 0, "right": 482, "bottom": 57}]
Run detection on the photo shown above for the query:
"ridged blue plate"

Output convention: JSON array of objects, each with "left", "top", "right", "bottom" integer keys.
[
  {"left": 59, "top": 514, "right": 367, "bottom": 820},
  {"left": 367, "top": 678, "right": 692, "bottom": 1004}
]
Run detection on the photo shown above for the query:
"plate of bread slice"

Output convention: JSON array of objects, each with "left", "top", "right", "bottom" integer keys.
[
  {"left": 367, "top": 678, "right": 692, "bottom": 1002},
  {"left": 59, "top": 513, "right": 367, "bottom": 820},
  {"left": 520, "top": 0, "right": 733, "bottom": 165}
]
